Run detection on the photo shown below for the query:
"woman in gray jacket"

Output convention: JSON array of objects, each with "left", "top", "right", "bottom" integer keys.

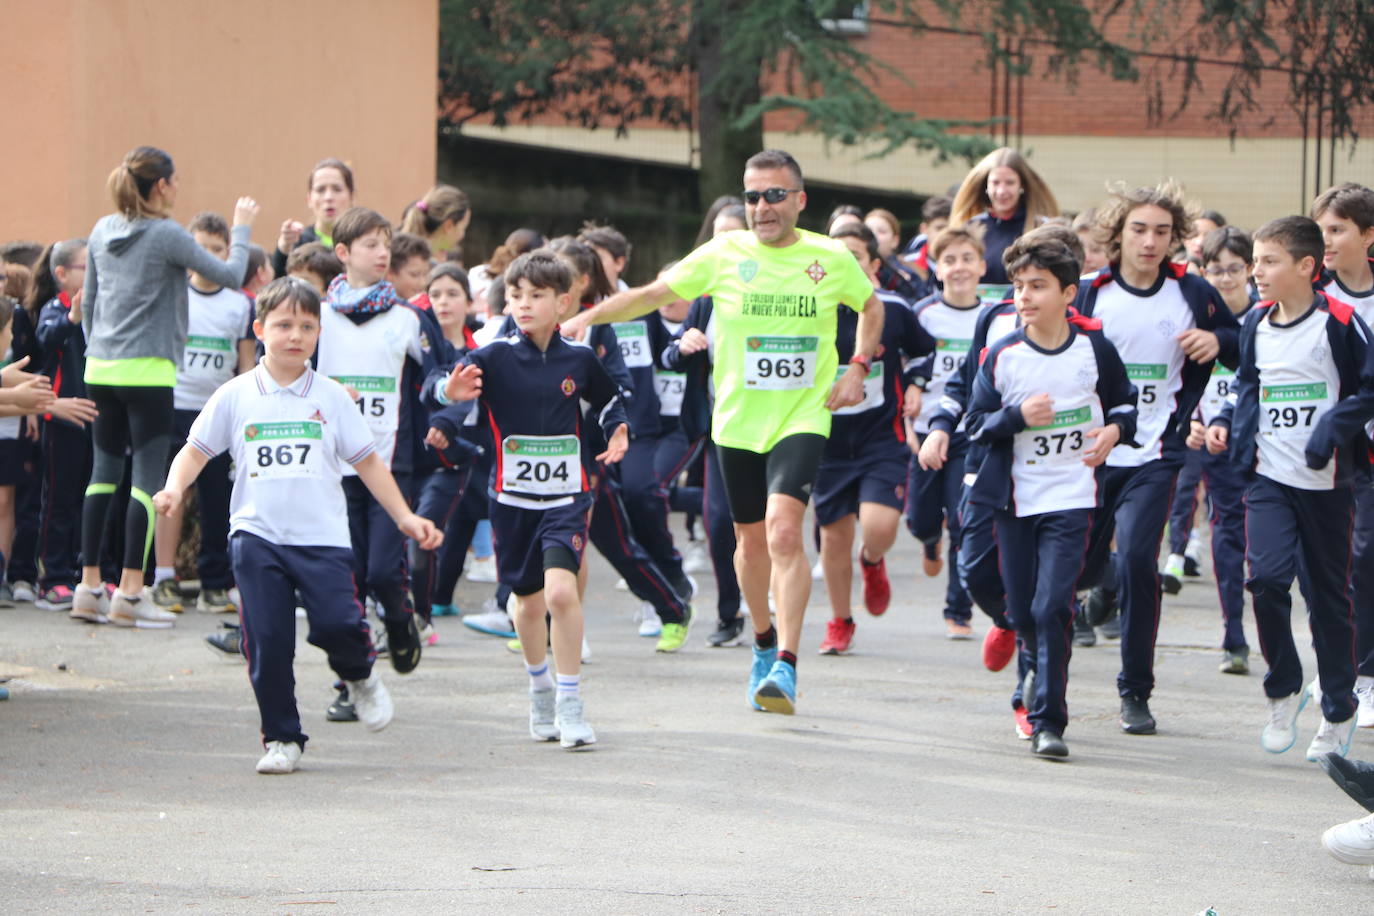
[{"left": 70, "top": 146, "right": 258, "bottom": 628}]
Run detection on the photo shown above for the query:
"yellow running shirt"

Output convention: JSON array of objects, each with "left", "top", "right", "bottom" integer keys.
[{"left": 665, "top": 228, "right": 873, "bottom": 453}]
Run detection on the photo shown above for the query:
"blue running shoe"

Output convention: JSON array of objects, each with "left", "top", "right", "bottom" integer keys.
[
  {"left": 754, "top": 660, "right": 796, "bottom": 715},
  {"left": 748, "top": 645, "right": 777, "bottom": 711},
  {"left": 431, "top": 603, "right": 460, "bottom": 618}
]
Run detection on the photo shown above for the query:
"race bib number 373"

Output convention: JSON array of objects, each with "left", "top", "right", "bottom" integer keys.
[{"left": 743, "top": 336, "right": 818, "bottom": 390}]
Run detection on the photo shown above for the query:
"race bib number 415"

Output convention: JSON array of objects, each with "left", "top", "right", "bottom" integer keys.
[
  {"left": 743, "top": 336, "right": 818, "bottom": 390},
  {"left": 244, "top": 420, "right": 322, "bottom": 480},
  {"left": 501, "top": 434, "right": 581, "bottom": 496},
  {"left": 331, "top": 375, "right": 399, "bottom": 434}
]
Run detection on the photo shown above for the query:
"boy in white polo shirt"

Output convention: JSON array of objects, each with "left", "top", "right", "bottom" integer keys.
[{"left": 154, "top": 278, "right": 441, "bottom": 775}]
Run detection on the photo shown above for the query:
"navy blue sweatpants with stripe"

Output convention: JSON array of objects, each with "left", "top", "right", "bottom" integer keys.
[
  {"left": 702, "top": 440, "right": 740, "bottom": 625},
  {"left": 1245, "top": 475, "right": 1358, "bottom": 723},
  {"left": 997, "top": 508, "right": 1091, "bottom": 736},
  {"left": 343, "top": 473, "right": 415, "bottom": 630},
  {"left": 907, "top": 433, "right": 971, "bottom": 623},
  {"left": 232, "top": 532, "right": 375, "bottom": 747},
  {"left": 1172, "top": 447, "right": 1249, "bottom": 652},
  {"left": 589, "top": 469, "right": 688, "bottom": 625},
  {"left": 1351, "top": 482, "right": 1374, "bottom": 677}
]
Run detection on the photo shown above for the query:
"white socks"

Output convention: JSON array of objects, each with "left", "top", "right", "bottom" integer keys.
[{"left": 526, "top": 661, "right": 554, "bottom": 691}]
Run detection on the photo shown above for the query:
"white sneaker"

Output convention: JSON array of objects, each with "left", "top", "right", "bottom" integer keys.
[
  {"left": 556, "top": 695, "right": 596, "bottom": 749},
  {"left": 345, "top": 673, "right": 394, "bottom": 732},
  {"left": 529, "top": 688, "right": 558, "bottom": 741},
  {"left": 1322, "top": 811, "right": 1374, "bottom": 865},
  {"left": 614, "top": 577, "right": 629, "bottom": 592},
  {"left": 69, "top": 585, "right": 110, "bottom": 624},
  {"left": 466, "top": 555, "right": 497, "bottom": 583},
  {"left": 682, "top": 543, "right": 710, "bottom": 574},
  {"left": 255, "top": 741, "right": 302, "bottom": 774},
  {"left": 811, "top": 558, "right": 824, "bottom": 580},
  {"left": 1261, "top": 692, "right": 1307, "bottom": 753},
  {"left": 1307, "top": 715, "right": 1358, "bottom": 761},
  {"left": 11, "top": 581, "right": 36, "bottom": 603},
  {"left": 581, "top": 637, "right": 592, "bottom": 664},
  {"left": 109, "top": 588, "right": 176, "bottom": 629},
  {"left": 637, "top": 602, "right": 663, "bottom": 638},
  {"left": 461, "top": 607, "right": 517, "bottom": 638},
  {"left": 1356, "top": 675, "right": 1374, "bottom": 728}
]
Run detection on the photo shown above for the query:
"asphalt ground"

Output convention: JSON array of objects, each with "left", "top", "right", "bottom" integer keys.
[{"left": 2, "top": 525, "right": 1371, "bottom": 914}]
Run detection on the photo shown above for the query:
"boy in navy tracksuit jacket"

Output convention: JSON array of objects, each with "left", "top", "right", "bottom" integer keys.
[
  {"left": 1072, "top": 186, "right": 1239, "bottom": 736},
  {"left": 1207, "top": 216, "right": 1374, "bottom": 762},
  {"left": 967, "top": 234, "right": 1138, "bottom": 759},
  {"left": 440, "top": 250, "right": 628, "bottom": 749}
]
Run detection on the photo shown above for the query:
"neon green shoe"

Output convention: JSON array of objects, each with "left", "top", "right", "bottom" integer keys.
[
  {"left": 506, "top": 638, "right": 522, "bottom": 653},
  {"left": 655, "top": 606, "right": 693, "bottom": 653}
]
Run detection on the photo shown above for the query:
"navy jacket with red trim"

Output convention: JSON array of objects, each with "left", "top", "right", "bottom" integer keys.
[
  {"left": 1212, "top": 293, "right": 1374, "bottom": 487},
  {"left": 36, "top": 293, "right": 88, "bottom": 428}
]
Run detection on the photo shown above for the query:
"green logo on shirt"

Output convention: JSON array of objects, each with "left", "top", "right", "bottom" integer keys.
[
  {"left": 186, "top": 335, "right": 231, "bottom": 351},
  {"left": 1028, "top": 406, "right": 1092, "bottom": 431},
  {"left": 329, "top": 375, "right": 395, "bottom": 392},
  {"left": 1124, "top": 363, "right": 1167, "bottom": 380},
  {"left": 1262, "top": 382, "right": 1327, "bottom": 402},
  {"left": 739, "top": 260, "right": 759, "bottom": 284},
  {"left": 244, "top": 421, "right": 323, "bottom": 441}
]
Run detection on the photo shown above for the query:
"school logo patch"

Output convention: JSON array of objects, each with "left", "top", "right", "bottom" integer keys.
[
  {"left": 805, "top": 260, "right": 827, "bottom": 284},
  {"left": 1157, "top": 319, "right": 1177, "bottom": 339},
  {"left": 309, "top": 409, "right": 324, "bottom": 422},
  {"left": 571, "top": 533, "right": 584, "bottom": 552},
  {"left": 747, "top": 337, "right": 763, "bottom": 351},
  {"left": 739, "top": 259, "right": 759, "bottom": 284},
  {"left": 597, "top": 345, "right": 606, "bottom": 359},
  {"left": 561, "top": 375, "right": 577, "bottom": 397},
  {"left": 895, "top": 483, "right": 905, "bottom": 502},
  {"left": 1076, "top": 365, "right": 1096, "bottom": 389},
  {"left": 506, "top": 439, "right": 522, "bottom": 452},
  {"left": 244, "top": 425, "right": 260, "bottom": 441}
]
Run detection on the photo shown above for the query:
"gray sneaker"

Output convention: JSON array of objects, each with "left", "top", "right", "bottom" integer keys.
[
  {"left": 151, "top": 579, "right": 184, "bottom": 613},
  {"left": 196, "top": 588, "right": 237, "bottom": 613},
  {"left": 0, "top": 582, "right": 13, "bottom": 607},
  {"left": 69, "top": 585, "right": 110, "bottom": 624},
  {"left": 556, "top": 695, "right": 596, "bottom": 750},
  {"left": 529, "top": 688, "right": 558, "bottom": 742},
  {"left": 109, "top": 588, "right": 176, "bottom": 629}
]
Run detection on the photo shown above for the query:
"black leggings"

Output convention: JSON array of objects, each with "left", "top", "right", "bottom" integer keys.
[
  {"left": 81, "top": 384, "right": 174, "bottom": 574},
  {"left": 715, "top": 433, "right": 827, "bottom": 525}
]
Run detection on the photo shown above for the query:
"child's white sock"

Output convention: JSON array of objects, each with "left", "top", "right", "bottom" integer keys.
[
  {"left": 556, "top": 673, "right": 580, "bottom": 700},
  {"left": 154, "top": 566, "right": 176, "bottom": 585},
  {"left": 526, "top": 661, "right": 554, "bottom": 691}
]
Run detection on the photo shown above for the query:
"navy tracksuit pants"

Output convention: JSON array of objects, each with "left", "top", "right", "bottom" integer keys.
[
  {"left": 9, "top": 434, "right": 40, "bottom": 583},
  {"left": 589, "top": 469, "right": 688, "bottom": 625},
  {"left": 956, "top": 482, "right": 1009, "bottom": 628},
  {"left": 343, "top": 473, "right": 415, "bottom": 630},
  {"left": 1167, "top": 447, "right": 1249, "bottom": 652},
  {"left": 172, "top": 409, "right": 233, "bottom": 589},
  {"left": 1079, "top": 459, "right": 1181, "bottom": 700},
  {"left": 232, "top": 531, "right": 375, "bottom": 747},
  {"left": 1352, "top": 482, "right": 1374, "bottom": 678},
  {"left": 410, "top": 467, "right": 472, "bottom": 622},
  {"left": 907, "top": 433, "right": 972, "bottom": 622},
  {"left": 618, "top": 430, "right": 693, "bottom": 596},
  {"left": 997, "top": 508, "right": 1092, "bottom": 736},
  {"left": 1245, "top": 475, "right": 1358, "bottom": 723},
  {"left": 702, "top": 440, "right": 740, "bottom": 625},
  {"left": 38, "top": 421, "right": 90, "bottom": 590}
]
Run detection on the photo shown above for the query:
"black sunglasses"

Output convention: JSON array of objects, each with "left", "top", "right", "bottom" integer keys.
[{"left": 743, "top": 188, "right": 801, "bottom": 206}]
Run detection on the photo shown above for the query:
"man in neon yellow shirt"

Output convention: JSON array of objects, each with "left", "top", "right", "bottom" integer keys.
[{"left": 564, "top": 149, "right": 883, "bottom": 714}]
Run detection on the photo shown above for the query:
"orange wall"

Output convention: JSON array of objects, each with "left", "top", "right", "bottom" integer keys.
[{"left": 2, "top": 0, "right": 437, "bottom": 249}]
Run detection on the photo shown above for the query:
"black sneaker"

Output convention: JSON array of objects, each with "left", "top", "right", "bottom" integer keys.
[
  {"left": 1072, "top": 612, "right": 1096, "bottom": 647},
  {"left": 1183, "top": 554, "right": 1201, "bottom": 577},
  {"left": 1031, "top": 729, "right": 1069, "bottom": 758},
  {"left": 1120, "top": 693, "right": 1157, "bottom": 734},
  {"left": 1098, "top": 607, "right": 1122, "bottom": 640},
  {"left": 707, "top": 617, "right": 746, "bottom": 648},
  {"left": 1319, "top": 753, "right": 1374, "bottom": 813},
  {"left": 326, "top": 685, "right": 358, "bottom": 722},
  {"left": 387, "top": 616, "right": 423, "bottom": 674},
  {"left": 205, "top": 622, "right": 242, "bottom": 656},
  {"left": 1083, "top": 586, "right": 1118, "bottom": 627}
]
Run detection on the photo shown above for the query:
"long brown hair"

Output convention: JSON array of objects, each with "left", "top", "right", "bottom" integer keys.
[
  {"left": 108, "top": 146, "right": 175, "bottom": 220},
  {"left": 950, "top": 147, "right": 1058, "bottom": 229},
  {"left": 400, "top": 185, "right": 470, "bottom": 238}
]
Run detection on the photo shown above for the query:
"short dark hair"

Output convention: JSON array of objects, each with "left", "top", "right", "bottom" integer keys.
[
  {"left": 187, "top": 211, "right": 230, "bottom": 245},
  {"left": 1199, "top": 209, "right": 1227, "bottom": 228},
  {"left": 389, "top": 232, "right": 432, "bottom": 269},
  {"left": 1311, "top": 182, "right": 1374, "bottom": 232},
  {"left": 505, "top": 249, "right": 574, "bottom": 295},
  {"left": 830, "top": 222, "right": 879, "bottom": 261},
  {"left": 744, "top": 149, "right": 803, "bottom": 186},
  {"left": 333, "top": 207, "right": 391, "bottom": 250},
  {"left": 921, "top": 195, "right": 952, "bottom": 223},
  {"left": 285, "top": 242, "right": 343, "bottom": 286},
  {"left": 426, "top": 262, "right": 472, "bottom": 299},
  {"left": 243, "top": 244, "right": 267, "bottom": 286},
  {"left": 579, "top": 223, "right": 632, "bottom": 262},
  {"left": 1003, "top": 234, "right": 1082, "bottom": 291},
  {"left": 255, "top": 276, "right": 322, "bottom": 323},
  {"left": 1201, "top": 226, "right": 1253, "bottom": 266},
  {"left": 1020, "top": 223, "right": 1085, "bottom": 272},
  {"left": 1254, "top": 216, "right": 1324, "bottom": 276}
]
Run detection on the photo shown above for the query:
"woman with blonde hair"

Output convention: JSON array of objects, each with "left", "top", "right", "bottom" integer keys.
[{"left": 949, "top": 147, "right": 1058, "bottom": 289}]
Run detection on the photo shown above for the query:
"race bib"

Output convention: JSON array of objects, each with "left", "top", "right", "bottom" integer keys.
[
  {"left": 1202, "top": 364, "right": 1235, "bottom": 419},
  {"left": 1125, "top": 363, "right": 1168, "bottom": 418},
  {"left": 1260, "top": 382, "right": 1330, "bottom": 442},
  {"left": 654, "top": 371, "right": 687, "bottom": 417},
  {"left": 243, "top": 420, "right": 323, "bottom": 481},
  {"left": 743, "top": 336, "right": 817, "bottom": 390},
  {"left": 183, "top": 335, "right": 233, "bottom": 377},
  {"left": 612, "top": 321, "right": 652, "bottom": 368},
  {"left": 934, "top": 337, "right": 971, "bottom": 381},
  {"left": 332, "top": 375, "right": 399, "bottom": 436},
  {"left": 976, "top": 283, "right": 1012, "bottom": 304},
  {"left": 832, "top": 362, "right": 885, "bottom": 416},
  {"left": 1016, "top": 406, "right": 1095, "bottom": 467},
  {"left": 501, "top": 434, "right": 581, "bottom": 496}
]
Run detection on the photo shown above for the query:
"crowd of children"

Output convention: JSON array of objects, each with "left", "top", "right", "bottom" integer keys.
[{"left": 5, "top": 143, "right": 1374, "bottom": 861}]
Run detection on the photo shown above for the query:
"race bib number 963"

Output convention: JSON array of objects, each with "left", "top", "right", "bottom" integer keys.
[{"left": 743, "top": 336, "right": 818, "bottom": 390}]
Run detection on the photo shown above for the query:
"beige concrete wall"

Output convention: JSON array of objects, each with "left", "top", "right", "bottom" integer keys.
[
  {"left": 3, "top": 0, "right": 437, "bottom": 250},
  {"left": 462, "top": 123, "right": 1371, "bottom": 232}
]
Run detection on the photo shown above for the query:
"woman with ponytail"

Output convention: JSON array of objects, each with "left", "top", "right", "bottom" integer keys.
[
  {"left": 71, "top": 145, "right": 259, "bottom": 629},
  {"left": 399, "top": 184, "right": 471, "bottom": 258}
]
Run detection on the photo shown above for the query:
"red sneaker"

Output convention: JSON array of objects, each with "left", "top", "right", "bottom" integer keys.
[
  {"left": 818, "top": 618, "right": 856, "bottom": 655},
  {"left": 1013, "top": 705, "right": 1033, "bottom": 740},
  {"left": 860, "top": 553, "right": 891, "bottom": 616},
  {"left": 982, "top": 625, "right": 1016, "bottom": 672}
]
